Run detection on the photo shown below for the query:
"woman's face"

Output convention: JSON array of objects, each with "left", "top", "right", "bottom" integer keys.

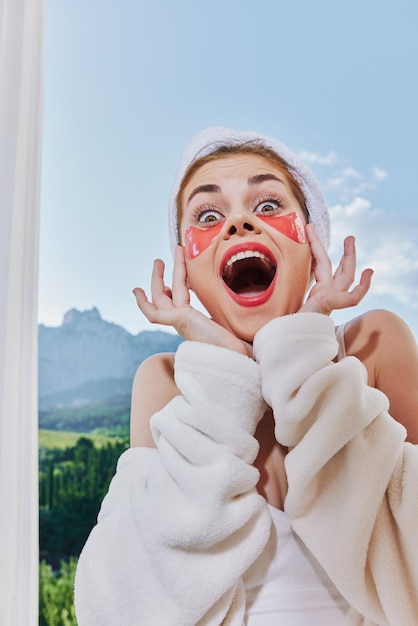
[{"left": 179, "top": 154, "right": 313, "bottom": 342}]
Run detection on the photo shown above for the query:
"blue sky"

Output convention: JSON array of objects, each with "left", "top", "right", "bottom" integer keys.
[{"left": 38, "top": 0, "right": 418, "bottom": 338}]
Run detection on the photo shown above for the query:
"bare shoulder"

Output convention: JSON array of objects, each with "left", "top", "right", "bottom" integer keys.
[
  {"left": 343, "top": 309, "right": 418, "bottom": 442},
  {"left": 343, "top": 309, "right": 417, "bottom": 375},
  {"left": 130, "top": 352, "right": 180, "bottom": 448}
]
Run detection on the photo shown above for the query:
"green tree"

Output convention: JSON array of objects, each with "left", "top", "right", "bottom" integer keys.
[
  {"left": 39, "top": 435, "right": 128, "bottom": 561},
  {"left": 39, "top": 558, "right": 77, "bottom": 626}
]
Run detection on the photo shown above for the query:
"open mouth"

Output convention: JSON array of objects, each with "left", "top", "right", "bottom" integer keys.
[{"left": 220, "top": 245, "right": 277, "bottom": 306}]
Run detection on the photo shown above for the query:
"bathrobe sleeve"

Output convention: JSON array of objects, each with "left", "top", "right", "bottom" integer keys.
[
  {"left": 253, "top": 312, "right": 418, "bottom": 626},
  {"left": 74, "top": 340, "right": 271, "bottom": 626}
]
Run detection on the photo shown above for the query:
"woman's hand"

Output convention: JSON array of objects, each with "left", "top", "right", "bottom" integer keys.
[
  {"left": 133, "top": 246, "right": 253, "bottom": 357},
  {"left": 300, "top": 224, "right": 373, "bottom": 315}
]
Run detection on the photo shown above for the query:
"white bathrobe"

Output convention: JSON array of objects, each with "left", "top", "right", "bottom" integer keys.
[{"left": 74, "top": 313, "right": 418, "bottom": 625}]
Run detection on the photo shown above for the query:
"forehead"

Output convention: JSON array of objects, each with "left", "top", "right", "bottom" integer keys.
[{"left": 182, "top": 153, "right": 291, "bottom": 197}]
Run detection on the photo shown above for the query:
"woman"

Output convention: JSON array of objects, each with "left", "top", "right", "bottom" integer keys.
[{"left": 75, "top": 127, "right": 418, "bottom": 625}]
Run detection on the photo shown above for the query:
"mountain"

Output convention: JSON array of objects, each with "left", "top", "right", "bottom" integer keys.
[{"left": 38, "top": 307, "right": 183, "bottom": 409}]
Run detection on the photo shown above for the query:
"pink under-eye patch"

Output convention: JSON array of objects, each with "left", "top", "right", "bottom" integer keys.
[
  {"left": 184, "top": 222, "right": 224, "bottom": 259},
  {"left": 258, "top": 211, "right": 307, "bottom": 244},
  {"left": 183, "top": 211, "right": 307, "bottom": 259}
]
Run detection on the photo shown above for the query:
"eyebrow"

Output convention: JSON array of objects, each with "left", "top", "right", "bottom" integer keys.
[
  {"left": 186, "top": 173, "right": 286, "bottom": 204},
  {"left": 187, "top": 184, "right": 221, "bottom": 204},
  {"left": 248, "top": 173, "right": 286, "bottom": 186}
]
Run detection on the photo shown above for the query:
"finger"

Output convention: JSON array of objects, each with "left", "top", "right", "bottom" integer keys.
[
  {"left": 335, "top": 267, "right": 374, "bottom": 309},
  {"left": 133, "top": 284, "right": 184, "bottom": 326},
  {"left": 150, "top": 259, "right": 170, "bottom": 304},
  {"left": 172, "top": 246, "right": 190, "bottom": 306},
  {"left": 306, "top": 224, "right": 333, "bottom": 283},
  {"left": 132, "top": 287, "right": 160, "bottom": 321},
  {"left": 356, "top": 267, "right": 374, "bottom": 298},
  {"left": 132, "top": 286, "right": 147, "bottom": 306},
  {"left": 333, "top": 236, "right": 357, "bottom": 290}
]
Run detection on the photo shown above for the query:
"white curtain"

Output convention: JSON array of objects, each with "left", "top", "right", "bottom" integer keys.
[{"left": 0, "top": 0, "right": 44, "bottom": 624}]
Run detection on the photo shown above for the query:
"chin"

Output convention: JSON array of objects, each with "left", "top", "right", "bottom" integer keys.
[{"left": 225, "top": 314, "right": 275, "bottom": 344}]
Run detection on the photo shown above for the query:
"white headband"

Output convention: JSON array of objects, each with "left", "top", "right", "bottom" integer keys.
[{"left": 168, "top": 126, "right": 330, "bottom": 253}]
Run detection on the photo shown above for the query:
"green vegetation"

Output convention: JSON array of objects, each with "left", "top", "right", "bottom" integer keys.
[
  {"left": 39, "top": 402, "right": 130, "bottom": 433},
  {"left": 39, "top": 425, "right": 129, "bottom": 624},
  {"left": 39, "top": 433, "right": 129, "bottom": 560},
  {"left": 39, "top": 429, "right": 118, "bottom": 450},
  {"left": 39, "top": 559, "right": 77, "bottom": 626}
]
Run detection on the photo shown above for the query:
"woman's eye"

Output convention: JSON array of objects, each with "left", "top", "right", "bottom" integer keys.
[
  {"left": 197, "top": 209, "right": 224, "bottom": 224},
  {"left": 255, "top": 199, "right": 281, "bottom": 214}
]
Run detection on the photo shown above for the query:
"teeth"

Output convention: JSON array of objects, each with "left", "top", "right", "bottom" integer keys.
[{"left": 225, "top": 250, "right": 266, "bottom": 267}]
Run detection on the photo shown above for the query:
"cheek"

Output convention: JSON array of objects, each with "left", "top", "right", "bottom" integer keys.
[
  {"left": 183, "top": 223, "right": 224, "bottom": 259},
  {"left": 257, "top": 212, "right": 307, "bottom": 244}
]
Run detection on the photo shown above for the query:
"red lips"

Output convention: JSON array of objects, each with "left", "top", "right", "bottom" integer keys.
[{"left": 220, "top": 242, "right": 277, "bottom": 307}]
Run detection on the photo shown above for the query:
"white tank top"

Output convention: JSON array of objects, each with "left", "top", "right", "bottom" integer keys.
[{"left": 244, "top": 325, "right": 349, "bottom": 625}]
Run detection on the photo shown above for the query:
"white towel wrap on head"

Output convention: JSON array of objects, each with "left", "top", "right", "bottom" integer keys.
[{"left": 168, "top": 126, "right": 330, "bottom": 254}]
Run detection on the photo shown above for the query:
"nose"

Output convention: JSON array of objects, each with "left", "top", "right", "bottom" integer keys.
[{"left": 223, "top": 212, "right": 262, "bottom": 239}]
